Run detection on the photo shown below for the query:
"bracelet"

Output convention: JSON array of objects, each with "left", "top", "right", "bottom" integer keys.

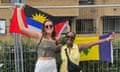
[{"left": 106, "top": 38, "right": 110, "bottom": 42}]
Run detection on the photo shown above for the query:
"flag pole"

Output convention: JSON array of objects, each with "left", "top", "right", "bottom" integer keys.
[
  {"left": 17, "top": 1, "right": 24, "bottom": 71},
  {"left": 12, "top": 33, "right": 20, "bottom": 72},
  {"left": 16, "top": 34, "right": 20, "bottom": 72},
  {"left": 11, "top": 2, "right": 21, "bottom": 71},
  {"left": 13, "top": 33, "right": 18, "bottom": 72},
  {"left": 10, "top": 6, "right": 20, "bottom": 72},
  {"left": 19, "top": 34, "right": 24, "bottom": 72},
  {"left": 15, "top": 1, "right": 24, "bottom": 72},
  {"left": 9, "top": 6, "right": 19, "bottom": 72},
  {"left": 13, "top": 1, "right": 24, "bottom": 72}
]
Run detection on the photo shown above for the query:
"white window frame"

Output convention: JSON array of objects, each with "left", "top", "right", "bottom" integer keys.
[{"left": 0, "top": 19, "right": 6, "bottom": 34}]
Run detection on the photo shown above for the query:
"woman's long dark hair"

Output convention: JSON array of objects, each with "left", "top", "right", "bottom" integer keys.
[{"left": 42, "top": 19, "right": 56, "bottom": 40}]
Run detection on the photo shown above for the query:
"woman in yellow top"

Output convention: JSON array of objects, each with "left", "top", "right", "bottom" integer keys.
[{"left": 60, "top": 32, "right": 115, "bottom": 72}]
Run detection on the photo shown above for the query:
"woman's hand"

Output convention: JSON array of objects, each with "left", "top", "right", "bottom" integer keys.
[
  {"left": 15, "top": 2, "right": 24, "bottom": 9},
  {"left": 106, "top": 32, "right": 115, "bottom": 41},
  {"left": 66, "top": 23, "right": 70, "bottom": 32}
]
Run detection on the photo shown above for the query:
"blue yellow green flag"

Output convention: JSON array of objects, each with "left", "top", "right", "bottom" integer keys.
[{"left": 74, "top": 33, "right": 113, "bottom": 63}]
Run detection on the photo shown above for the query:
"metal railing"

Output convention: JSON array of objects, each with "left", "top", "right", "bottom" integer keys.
[{"left": 0, "top": 4, "right": 120, "bottom": 72}]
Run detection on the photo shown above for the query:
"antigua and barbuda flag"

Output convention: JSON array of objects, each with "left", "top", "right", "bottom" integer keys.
[{"left": 9, "top": 5, "right": 68, "bottom": 38}]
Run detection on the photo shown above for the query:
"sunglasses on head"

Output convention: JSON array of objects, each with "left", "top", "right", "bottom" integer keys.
[
  {"left": 45, "top": 25, "right": 53, "bottom": 29},
  {"left": 66, "top": 35, "right": 75, "bottom": 40}
]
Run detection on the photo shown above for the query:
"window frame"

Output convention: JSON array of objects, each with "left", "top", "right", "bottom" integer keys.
[
  {"left": 103, "top": 16, "right": 120, "bottom": 33},
  {"left": 1, "top": 0, "right": 10, "bottom": 3},
  {"left": 0, "top": 19, "right": 6, "bottom": 35},
  {"left": 76, "top": 19, "right": 95, "bottom": 34},
  {"left": 79, "top": 0, "right": 94, "bottom": 5},
  {"left": 1, "top": 0, "right": 23, "bottom": 3}
]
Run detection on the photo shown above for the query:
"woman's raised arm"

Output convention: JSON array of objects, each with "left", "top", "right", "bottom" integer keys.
[
  {"left": 78, "top": 32, "right": 115, "bottom": 51},
  {"left": 17, "top": 5, "right": 42, "bottom": 40}
]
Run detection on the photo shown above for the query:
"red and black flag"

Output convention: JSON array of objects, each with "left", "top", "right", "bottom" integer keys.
[{"left": 9, "top": 5, "right": 68, "bottom": 38}]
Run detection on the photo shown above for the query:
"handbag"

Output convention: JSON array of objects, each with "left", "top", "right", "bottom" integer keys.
[{"left": 65, "top": 49, "right": 81, "bottom": 72}]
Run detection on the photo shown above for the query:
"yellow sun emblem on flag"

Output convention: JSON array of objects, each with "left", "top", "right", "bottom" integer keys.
[{"left": 32, "top": 13, "right": 47, "bottom": 23}]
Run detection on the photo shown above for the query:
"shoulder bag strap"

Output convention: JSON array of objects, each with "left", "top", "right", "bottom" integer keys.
[
  {"left": 65, "top": 48, "right": 70, "bottom": 61},
  {"left": 35, "top": 35, "right": 43, "bottom": 49}
]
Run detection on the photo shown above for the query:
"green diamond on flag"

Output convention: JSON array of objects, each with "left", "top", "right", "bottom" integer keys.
[{"left": 83, "top": 48, "right": 90, "bottom": 56}]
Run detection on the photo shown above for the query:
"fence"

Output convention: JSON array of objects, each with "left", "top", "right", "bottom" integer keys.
[{"left": 0, "top": 4, "right": 120, "bottom": 72}]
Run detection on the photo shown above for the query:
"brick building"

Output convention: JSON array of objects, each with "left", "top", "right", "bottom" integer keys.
[{"left": 0, "top": 0, "right": 120, "bottom": 41}]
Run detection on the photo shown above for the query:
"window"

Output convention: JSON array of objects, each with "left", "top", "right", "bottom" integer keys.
[
  {"left": 0, "top": 19, "right": 6, "bottom": 34},
  {"left": 1, "top": 0, "right": 10, "bottom": 3},
  {"left": 10, "top": 0, "right": 17, "bottom": 3},
  {"left": 79, "top": 0, "right": 94, "bottom": 5},
  {"left": 103, "top": 16, "right": 120, "bottom": 33},
  {"left": 1, "top": 0, "right": 23, "bottom": 3},
  {"left": 76, "top": 19, "right": 95, "bottom": 34}
]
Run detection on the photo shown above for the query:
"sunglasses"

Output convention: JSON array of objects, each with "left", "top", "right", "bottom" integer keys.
[
  {"left": 66, "top": 35, "right": 75, "bottom": 40},
  {"left": 45, "top": 25, "right": 53, "bottom": 29}
]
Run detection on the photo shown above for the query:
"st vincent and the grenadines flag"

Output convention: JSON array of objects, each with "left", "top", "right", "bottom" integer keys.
[
  {"left": 75, "top": 36, "right": 100, "bottom": 61},
  {"left": 23, "top": 5, "right": 68, "bottom": 38},
  {"left": 74, "top": 33, "right": 113, "bottom": 63},
  {"left": 99, "top": 33, "right": 113, "bottom": 63}
]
